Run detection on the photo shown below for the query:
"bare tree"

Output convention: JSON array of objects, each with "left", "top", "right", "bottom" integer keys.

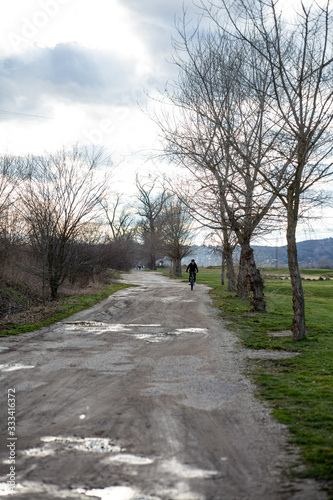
[
  {"left": 100, "top": 194, "right": 135, "bottom": 241},
  {"left": 99, "top": 193, "right": 138, "bottom": 270},
  {"left": 0, "top": 155, "right": 26, "bottom": 274},
  {"left": 20, "top": 146, "right": 110, "bottom": 300},
  {"left": 173, "top": 175, "right": 238, "bottom": 291},
  {"left": 135, "top": 176, "right": 171, "bottom": 270},
  {"left": 161, "top": 197, "right": 193, "bottom": 276},
  {"left": 204, "top": 0, "right": 333, "bottom": 339},
  {"left": 157, "top": 26, "right": 283, "bottom": 311}
]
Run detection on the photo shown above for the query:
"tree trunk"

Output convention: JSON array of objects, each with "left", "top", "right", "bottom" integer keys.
[
  {"left": 149, "top": 253, "right": 156, "bottom": 270},
  {"left": 223, "top": 238, "right": 236, "bottom": 292},
  {"left": 237, "top": 252, "right": 249, "bottom": 299},
  {"left": 239, "top": 241, "right": 266, "bottom": 312},
  {"left": 170, "top": 258, "right": 182, "bottom": 277},
  {"left": 49, "top": 277, "right": 59, "bottom": 300},
  {"left": 286, "top": 211, "right": 306, "bottom": 340},
  {"left": 221, "top": 253, "right": 225, "bottom": 285}
]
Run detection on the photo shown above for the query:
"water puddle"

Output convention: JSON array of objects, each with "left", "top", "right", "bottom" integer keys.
[
  {"left": 176, "top": 328, "right": 208, "bottom": 334},
  {"left": 59, "top": 322, "right": 207, "bottom": 344},
  {"left": 20, "top": 447, "right": 55, "bottom": 458},
  {"left": 0, "top": 347, "right": 9, "bottom": 352},
  {"left": 0, "top": 481, "right": 158, "bottom": 500},
  {"left": 0, "top": 363, "right": 35, "bottom": 372},
  {"left": 133, "top": 332, "right": 183, "bottom": 343},
  {"left": 0, "top": 482, "right": 14, "bottom": 496},
  {"left": 0, "top": 481, "right": 84, "bottom": 498},
  {"left": 22, "top": 436, "right": 155, "bottom": 471},
  {"left": 160, "top": 458, "right": 218, "bottom": 479},
  {"left": 20, "top": 436, "right": 122, "bottom": 458},
  {"left": 127, "top": 324, "right": 161, "bottom": 328},
  {"left": 132, "top": 328, "right": 208, "bottom": 343},
  {"left": 103, "top": 454, "right": 153, "bottom": 465},
  {"left": 40, "top": 436, "right": 122, "bottom": 453},
  {"left": 79, "top": 486, "right": 157, "bottom": 500},
  {"left": 64, "top": 321, "right": 110, "bottom": 327},
  {"left": 62, "top": 322, "right": 131, "bottom": 335}
]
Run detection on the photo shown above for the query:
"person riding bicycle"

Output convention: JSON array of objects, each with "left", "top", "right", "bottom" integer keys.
[{"left": 186, "top": 259, "right": 199, "bottom": 285}]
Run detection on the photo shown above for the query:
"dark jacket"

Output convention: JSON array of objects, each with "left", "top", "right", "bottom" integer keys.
[{"left": 186, "top": 262, "right": 198, "bottom": 273}]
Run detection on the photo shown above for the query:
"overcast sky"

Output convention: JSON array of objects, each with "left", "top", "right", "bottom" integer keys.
[
  {"left": 0, "top": 0, "right": 331, "bottom": 244},
  {"left": 0, "top": 0, "right": 190, "bottom": 157}
]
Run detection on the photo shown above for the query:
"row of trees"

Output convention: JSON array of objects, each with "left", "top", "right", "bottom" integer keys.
[
  {"left": 156, "top": 0, "right": 333, "bottom": 340},
  {"left": 0, "top": 147, "right": 192, "bottom": 305}
]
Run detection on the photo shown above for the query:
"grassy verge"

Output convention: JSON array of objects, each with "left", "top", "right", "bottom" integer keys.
[
  {"left": 157, "top": 266, "right": 333, "bottom": 494},
  {"left": 0, "top": 282, "right": 132, "bottom": 336}
]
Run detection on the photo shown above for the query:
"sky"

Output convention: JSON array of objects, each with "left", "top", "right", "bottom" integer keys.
[
  {"left": 0, "top": 0, "right": 332, "bottom": 246},
  {"left": 0, "top": 0, "right": 182, "bottom": 156}
]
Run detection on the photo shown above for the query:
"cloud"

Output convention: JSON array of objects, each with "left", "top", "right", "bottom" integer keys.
[
  {"left": 0, "top": 42, "right": 150, "bottom": 121},
  {"left": 119, "top": 0, "right": 202, "bottom": 78},
  {"left": 122, "top": 0, "right": 188, "bottom": 27}
]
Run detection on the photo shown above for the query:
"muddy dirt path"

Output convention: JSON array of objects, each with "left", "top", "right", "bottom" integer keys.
[{"left": 0, "top": 272, "right": 327, "bottom": 500}]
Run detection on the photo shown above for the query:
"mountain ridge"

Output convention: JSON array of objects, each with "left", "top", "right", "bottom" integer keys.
[{"left": 187, "top": 237, "right": 333, "bottom": 269}]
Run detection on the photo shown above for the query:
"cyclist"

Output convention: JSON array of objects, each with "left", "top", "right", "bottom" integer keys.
[{"left": 186, "top": 259, "right": 199, "bottom": 285}]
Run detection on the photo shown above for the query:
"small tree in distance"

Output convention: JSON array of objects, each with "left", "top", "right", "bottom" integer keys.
[
  {"left": 161, "top": 196, "right": 193, "bottom": 276},
  {"left": 135, "top": 176, "right": 171, "bottom": 270}
]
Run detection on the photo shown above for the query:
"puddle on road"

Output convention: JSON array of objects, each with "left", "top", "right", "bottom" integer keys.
[
  {"left": 59, "top": 322, "right": 207, "bottom": 344},
  {"left": 15, "top": 436, "right": 157, "bottom": 500},
  {"left": 20, "top": 436, "right": 123, "bottom": 458},
  {"left": 102, "top": 454, "right": 153, "bottom": 465},
  {"left": 0, "top": 481, "right": 159, "bottom": 500},
  {"left": 133, "top": 332, "right": 183, "bottom": 343},
  {"left": 176, "top": 328, "right": 208, "bottom": 334},
  {"left": 21, "top": 436, "right": 154, "bottom": 468},
  {"left": 0, "top": 347, "right": 9, "bottom": 353},
  {"left": 132, "top": 327, "right": 208, "bottom": 344},
  {"left": 0, "top": 363, "right": 35, "bottom": 372},
  {"left": 127, "top": 324, "right": 161, "bottom": 327},
  {"left": 40, "top": 436, "right": 122, "bottom": 453},
  {"left": 20, "top": 447, "right": 55, "bottom": 458},
  {"left": 62, "top": 321, "right": 129, "bottom": 335},
  {"left": 78, "top": 486, "right": 158, "bottom": 500},
  {"left": 160, "top": 458, "right": 218, "bottom": 479}
]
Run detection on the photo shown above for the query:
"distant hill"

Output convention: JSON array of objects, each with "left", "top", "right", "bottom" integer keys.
[{"left": 185, "top": 238, "right": 333, "bottom": 269}]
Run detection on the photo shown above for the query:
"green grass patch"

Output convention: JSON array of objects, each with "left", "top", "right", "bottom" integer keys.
[
  {"left": 0, "top": 282, "right": 132, "bottom": 336},
  {"left": 156, "top": 266, "right": 333, "bottom": 493}
]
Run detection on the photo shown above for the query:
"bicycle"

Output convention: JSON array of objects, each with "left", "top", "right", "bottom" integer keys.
[{"left": 188, "top": 271, "right": 196, "bottom": 290}]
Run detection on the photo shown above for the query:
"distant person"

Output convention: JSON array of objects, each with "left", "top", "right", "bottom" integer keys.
[{"left": 186, "top": 259, "right": 199, "bottom": 285}]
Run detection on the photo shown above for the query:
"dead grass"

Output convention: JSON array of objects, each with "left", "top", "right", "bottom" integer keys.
[{"left": 0, "top": 276, "right": 117, "bottom": 331}]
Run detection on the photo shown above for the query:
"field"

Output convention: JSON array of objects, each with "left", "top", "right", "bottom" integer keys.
[{"left": 162, "top": 266, "right": 333, "bottom": 494}]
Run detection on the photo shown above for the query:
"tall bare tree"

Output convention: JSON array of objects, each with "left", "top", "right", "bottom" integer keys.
[
  {"left": 158, "top": 27, "right": 283, "bottom": 311},
  {"left": 204, "top": 0, "right": 333, "bottom": 339}
]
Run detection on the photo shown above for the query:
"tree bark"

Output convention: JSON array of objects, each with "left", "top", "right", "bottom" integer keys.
[
  {"left": 286, "top": 208, "right": 306, "bottom": 340},
  {"left": 239, "top": 241, "right": 266, "bottom": 312},
  {"left": 170, "top": 258, "right": 182, "bottom": 277},
  {"left": 223, "top": 237, "right": 236, "bottom": 292},
  {"left": 237, "top": 252, "right": 249, "bottom": 299},
  {"left": 149, "top": 253, "right": 156, "bottom": 270},
  {"left": 221, "top": 253, "right": 225, "bottom": 285}
]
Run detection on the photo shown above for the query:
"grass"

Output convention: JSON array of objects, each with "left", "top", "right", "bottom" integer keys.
[
  {"left": 0, "top": 282, "right": 132, "bottom": 336},
  {"left": 158, "top": 266, "right": 333, "bottom": 494}
]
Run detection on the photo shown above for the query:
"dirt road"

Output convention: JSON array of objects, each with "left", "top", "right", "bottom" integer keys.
[{"left": 0, "top": 272, "right": 327, "bottom": 500}]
